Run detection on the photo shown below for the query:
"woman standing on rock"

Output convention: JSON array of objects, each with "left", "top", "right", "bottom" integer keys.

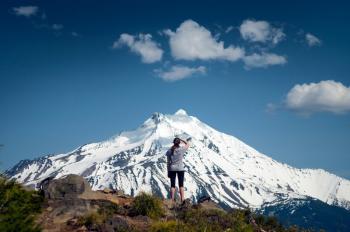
[{"left": 166, "top": 137, "right": 191, "bottom": 204}]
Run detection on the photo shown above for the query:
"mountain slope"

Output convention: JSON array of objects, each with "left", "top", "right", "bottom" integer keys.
[
  {"left": 258, "top": 197, "right": 350, "bottom": 231},
  {"left": 6, "top": 109, "right": 350, "bottom": 211}
]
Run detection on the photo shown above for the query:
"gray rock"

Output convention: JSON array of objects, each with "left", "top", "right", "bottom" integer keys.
[{"left": 39, "top": 174, "right": 91, "bottom": 200}]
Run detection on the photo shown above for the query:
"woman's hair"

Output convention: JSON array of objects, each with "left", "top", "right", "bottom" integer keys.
[
  {"left": 171, "top": 137, "right": 181, "bottom": 154},
  {"left": 173, "top": 137, "right": 181, "bottom": 146}
]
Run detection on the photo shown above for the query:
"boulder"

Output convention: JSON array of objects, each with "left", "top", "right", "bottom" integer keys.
[
  {"left": 195, "top": 195, "right": 225, "bottom": 212},
  {"left": 116, "top": 189, "right": 125, "bottom": 196},
  {"left": 102, "top": 188, "right": 113, "bottom": 194},
  {"left": 39, "top": 174, "right": 91, "bottom": 200},
  {"left": 198, "top": 195, "right": 211, "bottom": 203}
]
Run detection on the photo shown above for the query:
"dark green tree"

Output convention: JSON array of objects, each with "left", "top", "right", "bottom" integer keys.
[{"left": 0, "top": 175, "right": 43, "bottom": 232}]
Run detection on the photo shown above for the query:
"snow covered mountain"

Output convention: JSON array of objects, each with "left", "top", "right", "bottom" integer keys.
[
  {"left": 258, "top": 197, "right": 350, "bottom": 231},
  {"left": 6, "top": 109, "right": 350, "bottom": 210}
]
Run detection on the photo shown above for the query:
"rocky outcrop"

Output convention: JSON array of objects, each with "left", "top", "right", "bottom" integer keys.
[
  {"left": 39, "top": 174, "right": 91, "bottom": 200},
  {"left": 35, "top": 174, "right": 290, "bottom": 232},
  {"left": 36, "top": 174, "right": 135, "bottom": 232}
]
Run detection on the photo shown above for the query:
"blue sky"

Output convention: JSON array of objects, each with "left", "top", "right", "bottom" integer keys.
[{"left": 1, "top": 1, "right": 349, "bottom": 179}]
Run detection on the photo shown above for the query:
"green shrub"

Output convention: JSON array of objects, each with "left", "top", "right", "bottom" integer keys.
[
  {"left": 130, "top": 192, "right": 164, "bottom": 219},
  {"left": 253, "top": 214, "right": 284, "bottom": 232},
  {"left": 150, "top": 220, "right": 193, "bottom": 232},
  {"left": 77, "top": 211, "right": 104, "bottom": 227},
  {"left": 97, "top": 201, "right": 120, "bottom": 218},
  {"left": 178, "top": 208, "right": 253, "bottom": 232},
  {"left": 227, "top": 210, "right": 254, "bottom": 232},
  {"left": 0, "top": 175, "right": 43, "bottom": 232}
]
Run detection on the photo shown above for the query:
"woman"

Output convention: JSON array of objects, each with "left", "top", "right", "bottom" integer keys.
[{"left": 166, "top": 137, "right": 191, "bottom": 203}]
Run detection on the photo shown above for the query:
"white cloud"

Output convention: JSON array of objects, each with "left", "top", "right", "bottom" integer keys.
[
  {"left": 305, "top": 33, "right": 322, "bottom": 47},
  {"left": 164, "top": 20, "right": 245, "bottom": 61},
  {"left": 239, "top": 19, "right": 285, "bottom": 45},
  {"left": 225, "top": 26, "right": 234, "bottom": 34},
  {"left": 52, "top": 24, "right": 64, "bottom": 30},
  {"left": 243, "top": 52, "right": 287, "bottom": 69},
  {"left": 285, "top": 80, "right": 350, "bottom": 114},
  {"left": 12, "top": 6, "right": 39, "bottom": 17},
  {"left": 113, "top": 33, "right": 163, "bottom": 63},
  {"left": 155, "top": 65, "right": 206, "bottom": 82}
]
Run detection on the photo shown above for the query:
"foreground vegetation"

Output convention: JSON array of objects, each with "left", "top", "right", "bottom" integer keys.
[
  {"left": 0, "top": 175, "right": 322, "bottom": 232},
  {"left": 78, "top": 192, "right": 318, "bottom": 232},
  {"left": 0, "top": 174, "right": 44, "bottom": 232}
]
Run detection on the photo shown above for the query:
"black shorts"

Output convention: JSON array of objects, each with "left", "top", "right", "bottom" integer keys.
[{"left": 168, "top": 171, "right": 184, "bottom": 188}]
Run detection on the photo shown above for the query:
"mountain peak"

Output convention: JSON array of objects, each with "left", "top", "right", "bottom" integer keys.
[
  {"left": 174, "top": 109, "right": 188, "bottom": 116},
  {"left": 6, "top": 110, "right": 350, "bottom": 212},
  {"left": 151, "top": 112, "right": 164, "bottom": 124}
]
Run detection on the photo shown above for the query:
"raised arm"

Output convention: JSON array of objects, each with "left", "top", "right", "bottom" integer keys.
[{"left": 180, "top": 138, "right": 191, "bottom": 150}]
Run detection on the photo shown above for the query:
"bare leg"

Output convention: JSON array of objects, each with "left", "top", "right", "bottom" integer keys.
[
  {"left": 170, "top": 187, "right": 176, "bottom": 201},
  {"left": 179, "top": 187, "right": 185, "bottom": 202}
]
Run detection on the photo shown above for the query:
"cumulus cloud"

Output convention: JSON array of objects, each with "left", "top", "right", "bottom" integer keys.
[
  {"left": 243, "top": 52, "right": 287, "bottom": 69},
  {"left": 154, "top": 65, "right": 206, "bottom": 82},
  {"left": 239, "top": 19, "right": 285, "bottom": 45},
  {"left": 285, "top": 80, "right": 350, "bottom": 114},
  {"left": 12, "top": 6, "right": 39, "bottom": 17},
  {"left": 164, "top": 20, "right": 245, "bottom": 61},
  {"left": 113, "top": 33, "right": 163, "bottom": 63},
  {"left": 12, "top": 6, "right": 67, "bottom": 36},
  {"left": 305, "top": 33, "right": 322, "bottom": 47}
]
